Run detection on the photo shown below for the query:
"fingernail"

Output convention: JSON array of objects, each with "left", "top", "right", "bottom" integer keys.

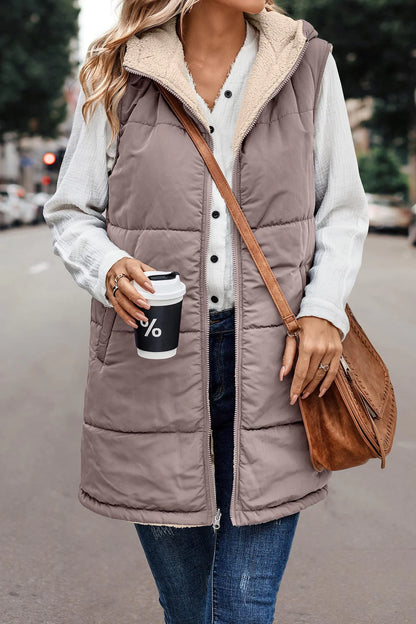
[
  {"left": 135, "top": 312, "right": 148, "bottom": 322},
  {"left": 290, "top": 394, "right": 298, "bottom": 405},
  {"left": 137, "top": 299, "right": 150, "bottom": 309},
  {"left": 128, "top": 320, "right": 138, "bottom": 328},
  {"left": 302, "top": 391, "right": 310, "bottom": 399},
  {"left": 144, "top": 280, "right": 155, "bottom": 292},
  {"left": 279, "top": 366, "right": 286, "bottom": 381},
  {"left": 318, "top": 388, "right": 327, "bottom": 398}
]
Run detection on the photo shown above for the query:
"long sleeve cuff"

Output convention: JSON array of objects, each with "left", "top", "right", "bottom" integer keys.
[
  {"left": 96, "top": 247, "right": 135, "bottom": 307},
  {"left": 296, "top": 297, "right": 349, "bottom": 342}
]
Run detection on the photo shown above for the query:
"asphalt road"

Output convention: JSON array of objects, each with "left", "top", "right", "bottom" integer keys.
[{"left": 1, "top": 224, "right": 415, "bottom": 624}]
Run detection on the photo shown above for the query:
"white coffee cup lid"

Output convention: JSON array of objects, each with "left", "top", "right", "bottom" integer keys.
[{"left": 133, "top": 270, "right": 186, "bottom": 301}]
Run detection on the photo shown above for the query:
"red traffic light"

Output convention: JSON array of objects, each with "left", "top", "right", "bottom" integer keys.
[{"left": 43, "top": 152, "right": 56, "bottom": 166}]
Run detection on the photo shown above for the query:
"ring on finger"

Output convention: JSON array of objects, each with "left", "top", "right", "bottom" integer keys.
[
  {"left": 112, "top": 284, "right": 119, "bottom": 298},
  {"left": 318, "top": 362, "right": 330, "bottom": 372},
  {"left": 114, "top": 272, "right": 128, "bottom": 287},
  {"left": 301, "top": 362, "right": 331, "bottom": 399}
]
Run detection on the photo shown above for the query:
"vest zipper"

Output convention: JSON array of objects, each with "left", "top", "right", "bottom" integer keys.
[
  {"left": 204, "top": 131, "right": 222, "bottom": 532},
  {"left": 123, "top": 66, "right": 219, "bottom": 529},
  {"left": 228, "top": 36, "right": 311, "bottom": 526}
]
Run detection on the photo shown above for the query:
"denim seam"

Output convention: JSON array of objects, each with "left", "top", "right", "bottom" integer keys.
[{"left": 212, "top": 527, "right": 220, "bottom": 624}]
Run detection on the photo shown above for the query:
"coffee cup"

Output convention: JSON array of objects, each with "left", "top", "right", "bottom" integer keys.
[{"left": 132, "top": 270, "right": 186, "bottom": 359}]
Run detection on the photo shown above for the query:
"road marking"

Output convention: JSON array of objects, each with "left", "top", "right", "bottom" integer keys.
[{"left": 28, "top": 262, "right": 50, "bottom": 274}]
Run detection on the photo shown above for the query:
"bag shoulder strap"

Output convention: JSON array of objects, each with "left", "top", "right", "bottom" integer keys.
[{"left": 157, "top": 84, "right": 302, "bottom": 337}]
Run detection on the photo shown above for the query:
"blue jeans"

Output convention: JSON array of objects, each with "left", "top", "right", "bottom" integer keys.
[{"left": 134, "top": 307, "right": 300, "bottom": 624}]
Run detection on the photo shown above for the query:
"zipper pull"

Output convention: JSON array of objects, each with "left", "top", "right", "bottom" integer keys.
[
  {"left": 213, "top": 508, "right": 221, "bottom": 531},
  {"left": 340, "top": 354, "right": 351, "bottom": 380},
  {"left": 209, "top": 429, "right": 214, "bottom": 462}
]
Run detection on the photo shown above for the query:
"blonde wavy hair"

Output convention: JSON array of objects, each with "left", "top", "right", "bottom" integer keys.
[{"left": 79, "top": 0, "right": 285, "bottom": 144}]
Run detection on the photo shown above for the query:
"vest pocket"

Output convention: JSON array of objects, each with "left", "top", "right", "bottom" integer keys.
[{"left": 96, "top": 308, "right": 117, "bottom": 364}]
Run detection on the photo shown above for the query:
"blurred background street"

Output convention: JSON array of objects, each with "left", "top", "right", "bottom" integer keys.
[
  {"left": 1, "top": 224, "right": 415, "bottom": 624},
  {"left": 1, "top": 0, "right": 416, "bottom": 622}
]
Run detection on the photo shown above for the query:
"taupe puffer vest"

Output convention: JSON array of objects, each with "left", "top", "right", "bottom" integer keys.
[{"left": 79, "top": 8, "right": 334, "bottom": 527}]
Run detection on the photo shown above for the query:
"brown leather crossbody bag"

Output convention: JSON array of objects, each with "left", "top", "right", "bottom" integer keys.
[{"left": 157, "top": 84, "right": 397, "bottom": 472}]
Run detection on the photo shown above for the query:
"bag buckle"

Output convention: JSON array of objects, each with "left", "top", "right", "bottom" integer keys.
[{"left": 287, "top": 327, "right": 302, "bottom": 338}]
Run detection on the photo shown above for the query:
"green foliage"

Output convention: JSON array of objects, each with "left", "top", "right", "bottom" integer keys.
[
  {"left": 357, "top": 146, "right": 409, "bottom": 197},
  {"left": 0, "top": 0, "right": 79, "bottom": 140},
  {"left": 277, "top": 0, "right": 416, "bottom": 154}
]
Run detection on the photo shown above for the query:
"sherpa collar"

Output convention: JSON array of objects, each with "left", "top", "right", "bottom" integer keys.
[{"left": 123, "top": 8, "right": 317, "bottom": 157}]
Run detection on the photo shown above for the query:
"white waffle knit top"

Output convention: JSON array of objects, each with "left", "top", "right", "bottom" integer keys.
[{"left": 43, "top": 19, "right": 369, "bottom": 341}]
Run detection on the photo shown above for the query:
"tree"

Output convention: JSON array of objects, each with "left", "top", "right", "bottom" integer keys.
[
  {"left": 0, "top": 0, "right": 79, "bottom": 141},
  {"left": 278, "top": 0, "right": 416, "bottom": 199},
  {"left": 357, "top": 146, "right": 409, "bottom": 197}
]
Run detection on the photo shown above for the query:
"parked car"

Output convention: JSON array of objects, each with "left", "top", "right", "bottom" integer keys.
[
  {"left": 0, "top": 184, "right": 38, "bottom": 226},
  {"left": 17, "top": 196, "right": 40, "bottom": 225},
  {"left": 366, "top": 193, "right": 413, "bottom": 234},
  {"left": 29, "top": 192, "right": 51, "bottom": 224},
  {"left": 0, "top": 192, "right": 15, "bottom": 228},
  {"left": 0, "top": 185, "right": 23, "bottom": 226},
  {"left": 408, "top": 203, "right": 416, "bottom": 246}
]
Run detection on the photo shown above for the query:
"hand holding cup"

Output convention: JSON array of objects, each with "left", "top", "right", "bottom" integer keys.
[{"left": 105, "top": 257, "right": 157, "bottom": 328}]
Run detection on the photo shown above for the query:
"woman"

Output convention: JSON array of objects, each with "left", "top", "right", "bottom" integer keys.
[{"left": 44, "top": 0, "right": 369, "bottom": 621}]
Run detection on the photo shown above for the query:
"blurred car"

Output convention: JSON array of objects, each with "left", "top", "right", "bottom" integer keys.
[
  {"left": 0, "top": 184, "right": 38, "bottom": 226},
  {"left": 17, "top": 196, "right": 39, "bottom": 225},
  {"left": 366, "top": 193, "right": 413, "bottom": 234},
  {"left": 408, "top": 203, "right": 416, "bottom": 246},
  {"left": 30, "top": 192, "right": 51, "bottom": 224},
  {"left": 0, "top": 185, "right": 22, "bottom": 226},
  {"left": 0, "top": 192, "right": 15, "bottom": 228}
]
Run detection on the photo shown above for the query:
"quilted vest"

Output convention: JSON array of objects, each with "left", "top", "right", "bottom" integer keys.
[{"left": 79, "top": 8, "right": 334, "bottom": 527}]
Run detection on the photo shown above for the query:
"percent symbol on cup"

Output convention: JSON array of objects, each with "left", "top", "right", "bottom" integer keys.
[{"left": 140, "top": 317, "right": 162, "bottom": 338}]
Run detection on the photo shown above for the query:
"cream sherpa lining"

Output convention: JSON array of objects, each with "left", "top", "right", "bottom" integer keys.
[{"left": 123, "top": 8, "right": 313, "bottom": 158}]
